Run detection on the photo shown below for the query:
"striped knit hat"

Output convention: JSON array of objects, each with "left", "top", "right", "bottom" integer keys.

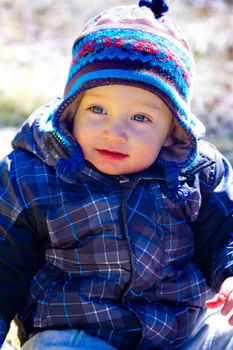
[{"left": 52, "top": 0, "right": 206, "bottom": 187}]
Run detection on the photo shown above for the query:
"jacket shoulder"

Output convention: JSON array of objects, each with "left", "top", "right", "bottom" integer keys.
[
  {"left": 0, "top": 148, "right": 71, "bottom": 211},
  {"left": 183, "top": 140, "right": 228, "bottom": 187},
  {"left": 198, "top": 140, "right": 231, "bottom": 188}
]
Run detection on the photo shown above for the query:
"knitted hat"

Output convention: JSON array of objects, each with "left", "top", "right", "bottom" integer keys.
[{"left": 51, "top": 0, "right": 205, "bottom": 185}]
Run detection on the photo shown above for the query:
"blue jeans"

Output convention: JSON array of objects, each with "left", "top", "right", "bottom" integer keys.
[
  {"left": 21, "top": 309, "right": 233, "bottom": 349},
  {"left": 20, "top": 329, "right": 117, "bottom": 350},
  {"left": 182, "top": 308, "right": 233, "bottom": 350}
]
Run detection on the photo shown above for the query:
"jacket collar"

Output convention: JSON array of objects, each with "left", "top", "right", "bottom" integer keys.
[{"left": 76, "top": 155, "right": 215, "bottom": 187}]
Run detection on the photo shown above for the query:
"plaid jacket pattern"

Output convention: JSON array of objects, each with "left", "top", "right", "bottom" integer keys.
[{"left": 0, "top": 119, "right": 233, "bottom": 349}]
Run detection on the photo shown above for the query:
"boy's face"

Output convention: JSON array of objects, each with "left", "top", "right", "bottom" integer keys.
[{"left": 73, "top": 85, "right": 172, "bottom": 175}]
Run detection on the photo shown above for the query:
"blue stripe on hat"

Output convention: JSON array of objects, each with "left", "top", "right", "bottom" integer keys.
[{"left": 67, "top": 68, "right": 189, "bottom": 118}]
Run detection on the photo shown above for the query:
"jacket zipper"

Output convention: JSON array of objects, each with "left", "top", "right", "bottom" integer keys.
[{"left": 45, "top": 131, "right": 70, "bottom": 162}]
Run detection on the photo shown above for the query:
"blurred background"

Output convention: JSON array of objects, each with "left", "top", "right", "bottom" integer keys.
[
  {"left": 0, "top": 0, "right": 233, "bottom": 162},
  {"left": 0, "top": 0, "right": 233, "bottom": 347}
]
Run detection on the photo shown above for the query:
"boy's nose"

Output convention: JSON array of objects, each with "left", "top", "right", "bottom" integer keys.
[{"left": 102, "top": 122, "right": 127, "bottom": 144}]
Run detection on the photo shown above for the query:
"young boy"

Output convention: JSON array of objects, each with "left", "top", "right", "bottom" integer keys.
[{"left": 0, "top": 0, "right": 233, "bottom": 349}]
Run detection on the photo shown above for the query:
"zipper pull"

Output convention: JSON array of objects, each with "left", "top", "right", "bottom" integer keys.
[{"left": 117, "top": 175, "right": 130, "bottom": 184}]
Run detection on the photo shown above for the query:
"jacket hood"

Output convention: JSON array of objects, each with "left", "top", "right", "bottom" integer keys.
[
  {"left": 12, "top": 99, "right": 84, "bottom": 172},
  {"left": 12, "top": 99, "right": 202, "bottom": 183},
  {"left": 10, "top": 98, "right": 210, "bottom": 205}
]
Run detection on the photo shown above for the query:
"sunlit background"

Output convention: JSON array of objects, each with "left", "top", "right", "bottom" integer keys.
[
  {"left": 0, "top": 0, "right": 233, "bottom": 346},
  {"left": 1, "top": 0, "right": 233, "bottom": 162}
]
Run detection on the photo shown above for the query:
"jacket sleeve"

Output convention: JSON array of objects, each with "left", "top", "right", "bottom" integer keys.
[
  {"left": 191, "top": 143, "right": 233, "bottom": 291},
  {"left": 0, "top": 158, "right": 43, "bottom": 346}
]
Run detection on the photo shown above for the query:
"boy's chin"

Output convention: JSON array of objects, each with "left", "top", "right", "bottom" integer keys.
[
  {"left": 85, "top": 158, "right": 152, "bottom": 176},
  {"left": 86, "top": 161, "right": 126, "bottom": 176}
]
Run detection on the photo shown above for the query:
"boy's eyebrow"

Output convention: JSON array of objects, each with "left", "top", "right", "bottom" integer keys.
[
  {"left": 84, "top": 91, "right": 162, "bottom": 110},
  {"left": 140, "top": 102, "right": 163, "bottom": 111},
  {"left": 85, "top": 92, "right": 162, "bottom": 110},
  {"left": 84, "top": 92, "right": 108, "bottom": 99}
]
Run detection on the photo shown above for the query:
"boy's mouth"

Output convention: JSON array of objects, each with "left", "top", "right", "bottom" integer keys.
[{"left": 96, "top": 149, "right": 129, "bottom": 160}]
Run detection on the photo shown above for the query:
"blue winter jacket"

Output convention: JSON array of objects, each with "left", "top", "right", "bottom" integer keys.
[{"left": 0, "top": 104, "right": 233, "bottom": 349}]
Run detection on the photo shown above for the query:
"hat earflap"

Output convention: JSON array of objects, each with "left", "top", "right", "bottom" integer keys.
[
  {"left": 164, "top": 164, "right": 193, "bottom": 204},
  {"left": 55, "top": 144, "right": 85, "bottom": 183}
]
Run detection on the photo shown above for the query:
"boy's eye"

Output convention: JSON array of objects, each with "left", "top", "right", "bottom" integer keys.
[
  {"left": 90, "top": 106, "right": 105, "bottom": 114},
  {"left": 132, "top": 114, "right": 149, "bottom": 123}
]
